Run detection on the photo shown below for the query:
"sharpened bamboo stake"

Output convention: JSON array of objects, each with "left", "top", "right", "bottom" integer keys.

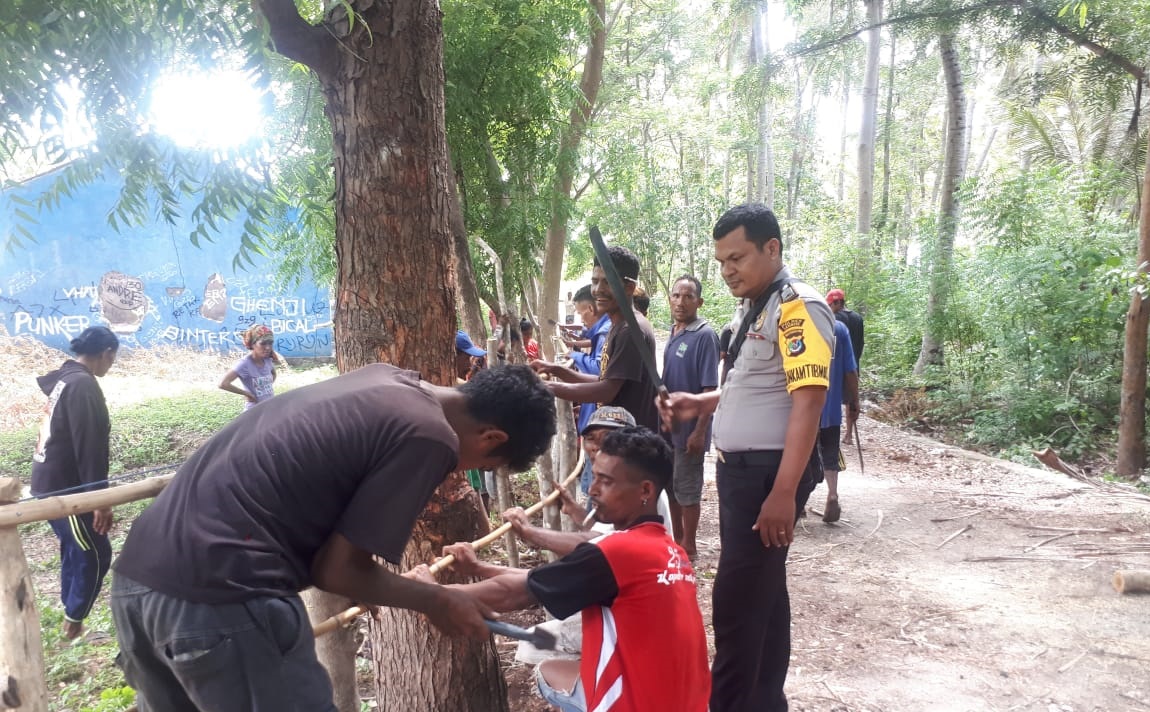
[{"left": 312, "top": 448, "right": 586, "bottom": 638}]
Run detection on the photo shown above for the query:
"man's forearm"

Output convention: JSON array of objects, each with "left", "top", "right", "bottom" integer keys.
[
  {"left": 520, "top": 527, "right": 595, "bottom": 557},
  {"left": 690, "top": 412, "right": 713, "bottom": 439},
  {"left": 845, "top": 372, "right": 860, "bottom": 410},
  {"left": 451, "top": 572, "right": 535, "bottom": 613},
  {"left": 551, "top": 366, "right": 597, "bottom": 384},
  {"left": 551, "top": 378, "right": 621, "bottom": 405},
  {"left": 772, "top": 387, "right": 826, "bottom": 496}
]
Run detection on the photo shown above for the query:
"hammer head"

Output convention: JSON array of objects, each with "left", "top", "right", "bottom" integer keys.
[{"left": 484, "top": 619, "right": 557, "bottom": 650}]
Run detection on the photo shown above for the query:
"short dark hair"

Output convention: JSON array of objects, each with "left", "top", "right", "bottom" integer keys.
[
  {"left": 713, "top": 203, "right": 782, "bottom": 251},
  {"left": 632, "top": 286, "right": 650, "bottom": 316},
  {"left": 593, "top": 245, "right": 641, "bottom": 282},
  {"left": 459, "top": 365, "right": 556, "bottom": 471},
  {"left": 573, "top": 284, "right": 594, "bottom": 304},
  {"left": 70, "top": 326, "right": 119, "bottom": 356},
  {"left": 673, "top": 275, "right": 703, "bottom": 299},
  {"left": 519, "top": 318, "right": 534, "bottom": 333},
  {"left": 599, "top": 426, "right": 672, "bottom": 493}
]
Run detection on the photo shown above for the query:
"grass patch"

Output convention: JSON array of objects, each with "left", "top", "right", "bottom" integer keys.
[
  {"left": 0, "top": 367, "right": 337, "bottom": 482},
  {"left": 39, "top": 598, "right": 134, "bottom": 711}
]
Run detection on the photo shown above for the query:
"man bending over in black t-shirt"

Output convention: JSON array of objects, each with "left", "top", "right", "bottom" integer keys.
[{"left": 110, "top": 364, "right": 555, "bottom": 712}]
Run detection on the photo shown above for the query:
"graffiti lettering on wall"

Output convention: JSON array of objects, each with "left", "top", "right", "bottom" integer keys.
[{"left": 1, "top": 269, "right": 333, "bottom": 358}]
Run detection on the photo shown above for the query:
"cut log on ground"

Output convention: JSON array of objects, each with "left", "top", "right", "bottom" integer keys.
[{"left": 1113, "top": 570, "right": 1150, "bottom": 594}]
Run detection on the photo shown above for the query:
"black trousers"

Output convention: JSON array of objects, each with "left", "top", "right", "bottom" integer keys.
[
  {"left": 111, "top": 574, "right": 336, "bottom": 712},
  {"left": 711, "top": 449, "right": 817, "bottom": 712}
]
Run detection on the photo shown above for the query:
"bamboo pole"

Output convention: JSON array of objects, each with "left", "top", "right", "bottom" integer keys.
[
  {"left": 0, "top": 475, "right": 174, "bottom": 528},
  {"left": 0, "top": 478, "right": 48, "bottom": 712},
  {"left": 312, "top": 448, "right": 586, "bottom": 638}
]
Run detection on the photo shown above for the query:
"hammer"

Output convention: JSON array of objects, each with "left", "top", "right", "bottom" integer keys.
[{"left": 484, "top": 620, "right": 557, "bottom": 650}]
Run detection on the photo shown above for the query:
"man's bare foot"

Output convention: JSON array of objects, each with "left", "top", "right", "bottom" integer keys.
[{"left": 62, "top": 620, "right": 83, "bottom": 640}]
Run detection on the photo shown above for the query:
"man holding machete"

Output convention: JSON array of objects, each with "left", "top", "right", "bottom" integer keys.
[
  {"left": 658, "top": 203, "right": 833, "bottom": 712},
  {"left": 531, "top": 244, "right": 661, "bottom": 432}
]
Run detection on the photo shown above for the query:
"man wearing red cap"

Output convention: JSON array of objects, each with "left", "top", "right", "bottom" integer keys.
[{"left": 825, "top": 288, "right": 864, "bottom": 444}]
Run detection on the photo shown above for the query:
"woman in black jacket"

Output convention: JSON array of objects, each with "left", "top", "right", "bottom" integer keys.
[{"left": 31, "top": 326, "right": 119, "bottom": 640}]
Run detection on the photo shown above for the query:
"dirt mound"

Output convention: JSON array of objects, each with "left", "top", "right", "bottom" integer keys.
[{"left": 0, "top": 333, "right": 240, "bottom": 431}]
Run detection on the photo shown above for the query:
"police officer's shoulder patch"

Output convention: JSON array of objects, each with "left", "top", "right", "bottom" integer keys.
[{"left": 780, "top": 283, "right": 799, "bottom": 302}]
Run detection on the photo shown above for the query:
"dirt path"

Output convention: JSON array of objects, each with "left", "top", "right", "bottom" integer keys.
[
  {"left": 718, "top": 416, "right": 1149, "bottom": 712},
  {"left": 505, "top": 416, "right": 1150, "bottom": 712}
]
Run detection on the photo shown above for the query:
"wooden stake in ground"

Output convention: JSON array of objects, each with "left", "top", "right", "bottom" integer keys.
[
  {"left": 0, "top": 477, "right": 48, "bottom": 712},
  {"left": 1112, "top": 570, "right": 1150, "bottom": 594}
]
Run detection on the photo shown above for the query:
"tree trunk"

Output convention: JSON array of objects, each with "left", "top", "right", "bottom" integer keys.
[
  {"left": 914, "top": 34, "right": 967, "bottom": 376},
  {"left": 857, "top": 0, "right": 882, "bottom": 241},
  {"left": 449, "top": 164, "right": 487, "bottom": 342},
  {"left": 751, "top": 1, "right": 773, "bottom": 208},
  {"left": 0, "top": 479, "right": 47, "bottom": 712},
  {"left": 541, "top": 0, "right": 606, "bottom": 359},
  {"left": 1116, "top": 124, "right": 1150, "bottom": 476},
  {"left": 876, "top": 32, "right": 896, "bottom": 235},
  {"left": 257, "top": 1, "right": 508, "bottom": 709},
  {"left": 370, "top": 477, "right": 506, "bottom": 710}
]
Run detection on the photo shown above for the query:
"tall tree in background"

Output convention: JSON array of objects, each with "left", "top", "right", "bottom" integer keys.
[
  {"left": 857, "top": 0, "right": 882, "bottom": 244},
  {"left": 540, "top": 0, "right": 609, "bottom": 343},
  {"left": 914, "top": 32, "right": 967, "bottom": 375}
]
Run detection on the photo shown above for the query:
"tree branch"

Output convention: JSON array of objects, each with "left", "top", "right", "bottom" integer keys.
[
  {"left": 788, "top": 0, "right": 1024, "bottom": 58},
  {"left": 789, "top": 0, "right": 1146, "bottom": 86},
  {"left": 1024, "top": 7, "right": 1145, "bottom": 81},
  {"left": 252, "top": 0, "right": 336, "bottom": 77}
]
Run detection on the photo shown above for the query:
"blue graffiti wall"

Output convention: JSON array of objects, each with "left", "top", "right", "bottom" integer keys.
[{"left": 0, "top": 169, "right": 333, "bottom": 358}]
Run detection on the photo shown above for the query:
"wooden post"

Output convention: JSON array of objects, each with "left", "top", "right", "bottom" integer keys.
[{"left": 0, "top": 478, "right": 48, "bottom": 712}]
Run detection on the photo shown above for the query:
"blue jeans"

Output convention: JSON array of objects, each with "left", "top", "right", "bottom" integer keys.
[
  {"left": 111, "top": 574, "right": 336, "bottom": 712},
  {"left": 535, "top": 664, "right": 585, "bottom": 712}
]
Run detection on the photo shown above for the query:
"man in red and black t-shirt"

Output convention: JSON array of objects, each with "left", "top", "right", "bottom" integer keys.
[{"left": 443, "top": 427, "right": 710, "bottom": 712}]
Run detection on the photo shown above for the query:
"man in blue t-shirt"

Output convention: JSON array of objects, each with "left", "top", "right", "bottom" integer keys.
[
  {"left": 562, "top": 284, "right": 613, "bottom": 494},
  {"left": 661, "top": 275, "right": 719, "bottom": 558},
  {"left": 817, "top": 320, "right": 859, "bottom": 523}
]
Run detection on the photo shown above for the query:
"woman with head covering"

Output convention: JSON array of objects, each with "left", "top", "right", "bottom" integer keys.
[
  {"left": 31, "top": 325, "right": 120, "bottom": 640},
  {"left": 219, "top": 324, "right": 279, "bottom": 409}
]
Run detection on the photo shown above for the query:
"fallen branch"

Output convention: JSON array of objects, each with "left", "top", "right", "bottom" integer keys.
[
  {"left": 1057, "top": 648, "right": 1088, "bottom": 674},
  {"left": 1007, "top": 522, "right": 1133, "bottom": 534},
  {"left": 791, "top": 542, "right": 850, "bottom": 564},
  {"left": 930, "top": 509, "right": 985, "bottom": 523},
  {"left": 1033, "top": 447, "right": 1150, "bottom": 502},
  {"left": 1024, "top": 531, "right": 1079, "bottom": 552},
  {"left": 865, "top": 510, "right": 884, "bottom": 538},
  {"left": 937, "top": 524, "right": 973, "bottom": 549}
]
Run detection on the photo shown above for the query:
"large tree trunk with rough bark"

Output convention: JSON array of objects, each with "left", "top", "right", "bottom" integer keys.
[
  {"left": 255, "top": 1, "right": 507, "bottom": 710},
  {"left": 1116, "top": 125, "right": 1150, "bottom": 476},
  {"left": 914, "top": 34, "right": 967, "bottom": 376}
]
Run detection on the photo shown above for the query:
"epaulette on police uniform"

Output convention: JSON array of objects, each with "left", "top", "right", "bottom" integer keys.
[{"left": 780, "top": 282, "right": 799, "bottom": 302}]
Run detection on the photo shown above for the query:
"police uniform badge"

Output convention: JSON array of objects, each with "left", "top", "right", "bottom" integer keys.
[
  {"left": 785, "top": 329, "right": 806, "bottom": 356},
  {"left": 753, "top": 310, "right": 767, "bottom": 332}
]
